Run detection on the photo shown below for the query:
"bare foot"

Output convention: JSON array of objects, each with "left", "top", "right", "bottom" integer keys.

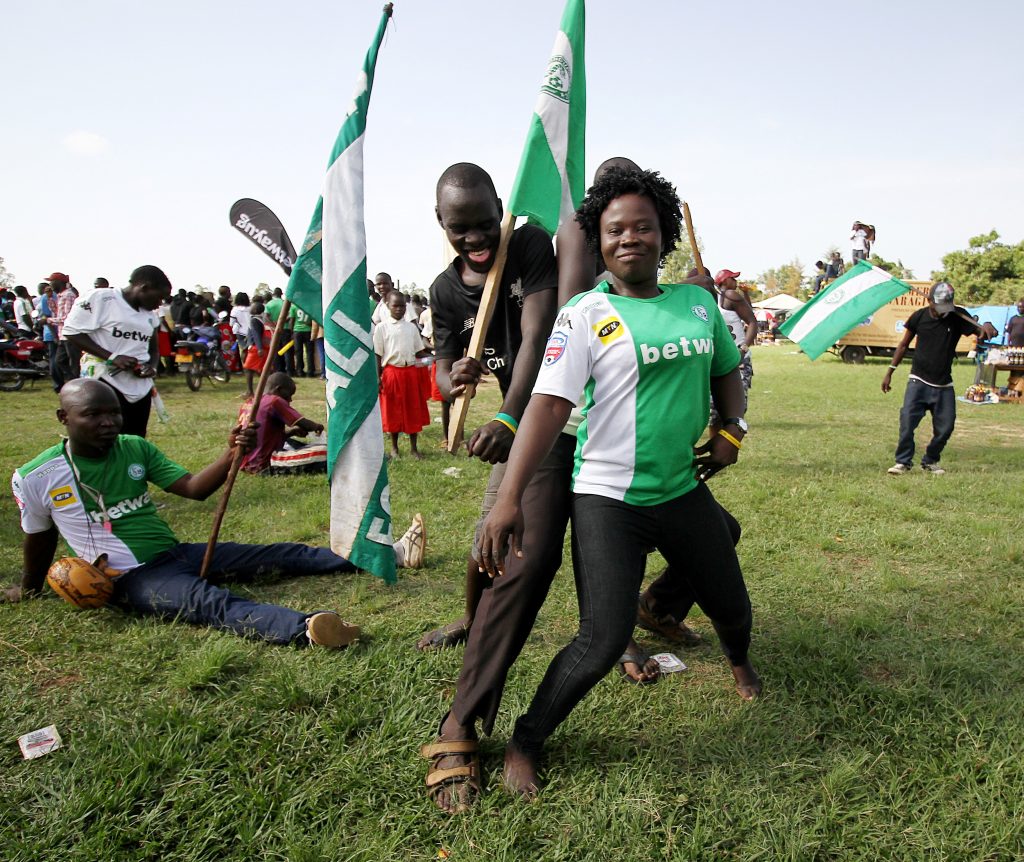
[
  {"left": 619, "top": 637, "right": 660, "bottom": 683},
  {"left": 503, "top": 739, "right": 540, "bottom": 800},
  {"left": 731, "top": 660, "right": 762, "bottom": 700},
  {"left": 388, "top": 449, "right": 400, "bottom": 461},
  {"left": 417, "top": 618, "right": 470, "bottom": 651},
  {"left": 411, "top": 450, "right": 424, "bottom": 461},
  {"left": 424, "top": 713, "right": 480, "bottom": 814}
]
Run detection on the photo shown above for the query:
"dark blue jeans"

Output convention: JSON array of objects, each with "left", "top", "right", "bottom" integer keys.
[
  {"left": 512, "top": 484, "right": 753, "bottom": 755},
  {"left": 112, "top": 542, "right": 356, "bottom": 644},
  {"left": 895, "top": 379, "right": 956, "bottom": 467}
]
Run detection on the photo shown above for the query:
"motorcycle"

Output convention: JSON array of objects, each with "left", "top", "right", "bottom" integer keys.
[
  {"left": 0, "top": 321, "right": 49, "bottom": 392},
  {"left": 174, "top": 328, "right": 232, "bottom": 391}
]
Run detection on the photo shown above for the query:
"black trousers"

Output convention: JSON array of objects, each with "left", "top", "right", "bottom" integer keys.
[
  {"left": 102, "top": 381, "right": 153, "bottom": 438},
  {"left": 512, "top": 483, "right": 753, "bottom": 754}
]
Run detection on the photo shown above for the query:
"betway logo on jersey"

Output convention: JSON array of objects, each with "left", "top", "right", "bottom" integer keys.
[
  {"left": 640, "top": 337, "right": 714, "bottom": 364},
  {"left": 111, "top": 326, "right": 152, "bottom": 343},
  {"left": 87, "top": 491, "right": 153, "bottom": 523}
]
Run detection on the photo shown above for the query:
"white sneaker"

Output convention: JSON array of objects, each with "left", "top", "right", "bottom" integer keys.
[
  {"left": 306, "top": 612, "right": 360, "bottom": 648},
  {"left": 921, "top": 463, "right": 946, "bottom": 475},
  {"left": 887, "top": 463, "right": 912, "bottom": 475},
  {"left": 396, "top": 513, "right": 426, "bottom": 569}
]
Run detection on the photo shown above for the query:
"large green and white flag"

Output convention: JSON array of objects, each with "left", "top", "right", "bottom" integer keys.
[
  {"left": 507, "top": 0, "right": 586, "bottom": 235},
  {"left": 286, "top": 5, "right": 395, "bottom": 583},
  {"left": 780, "top": 261, "right": 911, "bottom": 360}
]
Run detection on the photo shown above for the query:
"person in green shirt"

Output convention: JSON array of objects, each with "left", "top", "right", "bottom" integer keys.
[
  {"left": 478, "top": 167, "right": 760, "bottom": 799},
  {"left": 290, "top": 305, "right": 315, "bottom": 378},
  {"left": 3, "top": 378, "right": 402, "bottom": 648}
]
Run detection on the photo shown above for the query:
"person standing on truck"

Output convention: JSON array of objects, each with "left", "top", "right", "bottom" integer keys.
[{"left": 882, "top": 282, "right": 997, "bottom": 475}]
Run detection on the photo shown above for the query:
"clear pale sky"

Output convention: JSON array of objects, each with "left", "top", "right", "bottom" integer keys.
[{"left": 3, "top": 0, "right": 1022, "bottom": 295}]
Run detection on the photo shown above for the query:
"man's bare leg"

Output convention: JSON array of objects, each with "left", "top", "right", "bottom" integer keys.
[{"left": 416, "top": 555, "right": 488, "bottom": 650}]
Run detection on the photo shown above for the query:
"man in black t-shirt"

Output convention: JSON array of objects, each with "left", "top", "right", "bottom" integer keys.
[
  {"left": 882, "top": 282, "right": 997, "bottom": 475},
  {"left": 419, "top": 162, "right": 563, "bottom": 812},
  {"left": 1005, "top": 298, "right": 1024, "bottom": 347}
]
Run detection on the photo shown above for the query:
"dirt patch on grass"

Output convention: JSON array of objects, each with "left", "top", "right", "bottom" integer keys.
[{"left": 35, "top": 672, "right": 83, "bottom": 692}]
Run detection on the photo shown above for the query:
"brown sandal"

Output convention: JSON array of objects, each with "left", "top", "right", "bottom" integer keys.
[
  {"left": 636, "top": 598, "right": 704, "bottom": 646},
  {"left": 421, "top": 739, "right": 482, "bottom": 813}
]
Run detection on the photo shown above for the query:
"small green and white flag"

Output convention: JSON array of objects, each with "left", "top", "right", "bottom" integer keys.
[
  {"left": 507, "top": 0, "right": 586, "bottom": 235},
  {"left": 286, "top": 5, "right": 395, "bottom": 583},
  {"left": 780, "top": 261, "right": 912, "bottom": 360}
]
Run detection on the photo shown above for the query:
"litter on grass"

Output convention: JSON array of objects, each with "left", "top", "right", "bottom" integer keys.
[
  {"left": 18, "top": 725, "right": 62, "bottom": 759},
  {"left": 652, "top": 653, "right": 688, "bottom": 674}
]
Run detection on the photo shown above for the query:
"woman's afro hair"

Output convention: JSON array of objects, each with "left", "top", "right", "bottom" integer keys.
[{"left": 574, "top": 167, "right": 683, "bottom": 264}]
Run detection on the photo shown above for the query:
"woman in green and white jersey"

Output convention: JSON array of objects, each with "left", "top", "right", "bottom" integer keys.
[{"left": 479, "top": 167, "right": 760, "bottom": 797}]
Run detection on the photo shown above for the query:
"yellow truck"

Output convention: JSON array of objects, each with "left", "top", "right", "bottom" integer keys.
[{"left": 835, "top": 280, "right": 974, "bottom": 363}]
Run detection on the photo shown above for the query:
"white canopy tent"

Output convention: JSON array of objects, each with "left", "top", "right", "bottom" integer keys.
[{"left": 752, "top": 293, "right": 805, "bottom": 312}]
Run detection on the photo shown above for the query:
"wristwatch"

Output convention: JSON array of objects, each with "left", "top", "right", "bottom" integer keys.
[{"left": 723, "top": 417, "right": 748, "bottom": 434}]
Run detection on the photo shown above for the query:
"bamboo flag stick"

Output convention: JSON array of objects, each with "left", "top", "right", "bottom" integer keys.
[
  {"left": 683, "top": 202, "right": 704, "bottom": 276},
  {"left": 446, "top": 211, "right": 517, "bottom": 453},
  {"left": 199, "top": 299, "right": 292, "bottom": 579}
]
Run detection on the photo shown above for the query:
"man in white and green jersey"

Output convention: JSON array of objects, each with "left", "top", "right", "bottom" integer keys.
[{"left": 5, "top": 379, "right": 423, "bottom": 647}]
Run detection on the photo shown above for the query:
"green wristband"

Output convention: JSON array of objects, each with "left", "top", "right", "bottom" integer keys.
[{"left": 494, "top": 412, "right": 519, "bottom": 433}]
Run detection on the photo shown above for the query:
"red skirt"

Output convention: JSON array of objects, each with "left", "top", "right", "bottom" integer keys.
[
  {"left": 380, "top": 365, "right": 430, "bottom": 433},
  {"left": 428, "top": 362, "right": 445, "bottom": 402},
  {"left": 243, "top": 344, "right": 267, "bottom": 372}
]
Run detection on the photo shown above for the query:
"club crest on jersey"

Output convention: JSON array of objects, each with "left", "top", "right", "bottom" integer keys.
[
  {"left": 49, "top": 485, "right": 77, "bottom": 508},
  {"left": 544, "top": 332, "right": 568, "bottom": 365},
  {"left": 691, "top": 305, "right": 709, "bottom": 322},
  {"left": 128, "top": 463, "right": 145, "bottom": 480},
  {"left": 593, "top": 316, "right": 624, "bottom": 345}
]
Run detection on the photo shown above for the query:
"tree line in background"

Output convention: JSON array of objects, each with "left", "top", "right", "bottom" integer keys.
[
  {"left": 660, "top": 231, "right": 1023, "bottom": 306},
  {"left": 3, "top": 232, "right": 1021, "bottom": 305}
]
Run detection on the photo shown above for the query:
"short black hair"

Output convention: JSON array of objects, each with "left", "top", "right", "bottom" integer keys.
[
  {"left": 129, "top": 265, "right": 171, "bottom": 291},
  {"left": 435, "top": 162, "right": 497, "bottom": 203},
  {"left": 234, "top": 292, "right": 250, "bottom": 306},
  {"left": 574, "top": 167, "right": 683, "bottom": 263}
]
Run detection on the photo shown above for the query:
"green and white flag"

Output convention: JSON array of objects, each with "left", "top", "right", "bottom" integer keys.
[
  {"left": 780, "top": 261, "right": 911, "bottom": 360},
  {"left": 286, "top": 5, "right": 395, "bottom": 583},
  {"left": 507, "top": 0, "right": 586, "bottom": 235}
]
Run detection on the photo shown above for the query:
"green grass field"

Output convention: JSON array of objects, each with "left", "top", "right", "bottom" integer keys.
[{"left": 2, "top": 348, "right": 1022, "bottom": 861}]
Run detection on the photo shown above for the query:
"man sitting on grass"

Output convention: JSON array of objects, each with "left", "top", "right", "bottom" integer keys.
[
  {"left": 3, "top": 379, "right": 425, "bottom": 645},
  {"left": 239, "top": 372, "right": 325, "bottom": 475}
]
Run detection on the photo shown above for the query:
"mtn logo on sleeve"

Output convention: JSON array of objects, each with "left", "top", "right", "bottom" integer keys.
[
  {"left": 593, "top": 316, "right": 624, "bottom": 345},
  {"left": 49, "top": 486, "right": 77, "bottom": 508}
]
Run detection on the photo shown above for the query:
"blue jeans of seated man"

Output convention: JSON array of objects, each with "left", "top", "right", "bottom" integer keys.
[
  {"left": 895, "top": 379, "right": 956, "bottom": 467},
  {"left": 112, "top": 542, "right": 356, "bottom": 644},
  {"left": 511, "top": 483, "right": 752, "bottom": 755}
]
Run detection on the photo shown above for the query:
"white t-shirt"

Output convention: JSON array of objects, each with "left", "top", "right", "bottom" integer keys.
[
  {"left": 852, "top": 229, "right": 868, "bottom": 252},
  {"left": 419, "top": 308, "right": 433, "bottom": 343},
  {"left": 231, "top": 306, "right": 252, "bottom": 336},
  {"left": 371, "top": 298, "right": 417, "bottom": 325},
  {"left": 11, "top": 297, "right": 34, "bottom": 330},
  {"left": 373, "top": 317, "right": 425, "bottom": 367},
  {"left": 63, "top": 288, "right": 159, "bottom": 402}
]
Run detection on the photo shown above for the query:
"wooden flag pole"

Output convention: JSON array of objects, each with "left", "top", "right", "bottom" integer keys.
[
  {"left": 199, "top": 299, "right": 292, "bottom": 579},
  {"left": 683, "top": 202, "right": 705, "bottom": 276},
  {"left": 446, "top": 211, "right": 517, "bottom": 453}
]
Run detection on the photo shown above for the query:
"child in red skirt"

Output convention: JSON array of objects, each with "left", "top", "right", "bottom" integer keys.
[
  {"left": 242, "top": 300, "right": 272, "bottom": 396},
  {"left": 373, "top": 292, "right": 431, "bottom": 459}
]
